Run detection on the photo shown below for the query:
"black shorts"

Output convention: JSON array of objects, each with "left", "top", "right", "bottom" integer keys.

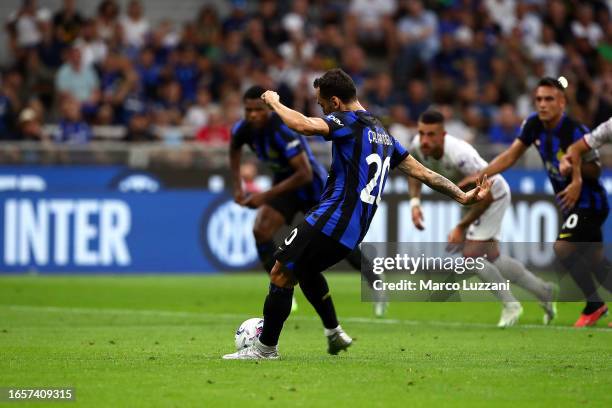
[
  {"left": 268, "top": 192, "right": 316, "bottom": 225},
  {"left": 557, "top": 208, "right": 609, "bottom": 243},
  {"left": 274, "top": 221, "right": 352, "bottom": 276}
]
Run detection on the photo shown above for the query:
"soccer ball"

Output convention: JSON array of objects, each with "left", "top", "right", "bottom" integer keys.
[{"left": 234, "top": 318, "right": 264, "bottom": 350}]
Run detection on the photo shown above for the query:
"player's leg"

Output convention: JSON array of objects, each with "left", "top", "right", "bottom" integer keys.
[
  {"left": 290, "top": 226, "right": 353, "bottom": 354},
  {"left": 252, "top": 205, "right": 285, "bottom": 273},
  {"left": 491, "top": 253, "right": 556, "bottom": 324},
  {"left": 344, "top": 246, "right": 388, "bottom": 317},
  {"left": 463, "top": 240, "right": 523, "bottom": 327},
  {"left": 555, "top": 210, "right": 608, "bottom": 326},
  {"left": 222, "top": 261, "right": 295, "bottom": 360}
]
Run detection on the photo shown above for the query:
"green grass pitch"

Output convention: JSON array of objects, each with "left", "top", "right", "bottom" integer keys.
[{"left": 0, "top": 273, "right": 610, "bottom": 407}]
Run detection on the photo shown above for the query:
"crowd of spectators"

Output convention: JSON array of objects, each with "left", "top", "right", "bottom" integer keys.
[{"left": 0, "top": 0, "right": 610, "bottom": 147}]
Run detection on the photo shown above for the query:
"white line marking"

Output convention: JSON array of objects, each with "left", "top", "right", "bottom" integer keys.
[{"left": 2, "top": 305, "right": 610, "bottom": 333}]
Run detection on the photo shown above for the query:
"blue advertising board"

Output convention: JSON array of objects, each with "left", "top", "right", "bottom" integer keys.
[{"left": 0, "top": 192, "right": 258, "bottom": 273}]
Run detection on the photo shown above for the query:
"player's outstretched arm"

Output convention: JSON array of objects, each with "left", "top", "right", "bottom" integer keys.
[
  {"left": 458, "top": 139, "right": 527, "bottom": 189},
  {"left": 398, "top": 155, "right": 490, "bottom": 205},
  {"left": 408, "top": 176, "right": 425, "bottom": 230},
  {"left": 261, "top": 90, "right": 329, "bottom": 136}
]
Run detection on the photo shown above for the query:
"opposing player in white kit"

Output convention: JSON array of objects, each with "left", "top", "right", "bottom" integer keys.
[
  {"left": 408, "top": 110, "right": 556, "bottom": 327},
  {"left": 560, "top": 117, "right": 612, "bottom": 183}
]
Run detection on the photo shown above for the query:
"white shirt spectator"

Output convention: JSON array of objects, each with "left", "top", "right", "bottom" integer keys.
[
  {"left": 75, "top": 38, "right": 107, "bottom": 67},
  {"left": 120, "top": 15, "right": 149, "bottom": 48},
  {"left": 397, "top": 9, "right": 439, "bottom": 60},
  {"left": 529, "top": 41, "right": 564, "bottom": 78},
  {"left": 350, "top": 0, "right": 396, "bottom": 31},
  {"left": 571, "top": 20, "right": 603, "bottom": 47},
  {"left": 55, "top": 63, "right": 99, "bottom": 102},
  {"left": 7, "top": 7, "right": 51, "bottom": 48},
  {"left": 484, "top": 0, "right": 517, "bottom": 35}
]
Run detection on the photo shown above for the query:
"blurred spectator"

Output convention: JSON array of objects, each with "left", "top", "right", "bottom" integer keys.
[
  {"left": 529, "top": 24, "right": 564, "bottom": 78},
  {"left": 36, "top": 11, "right": 63, "bottom": 69},
  {"left": 572, "top": 4, "right": 603, "bottom": 48},
  {"left": 256, "top": 0, "right": 288, "bottom": 48},
  {"left": 341, "top": 45, "right": 370, "bottom": 87},
  {"left": 222, "top": 0, "right": 249, "bottom": 34},
  {"left": 488, "top": 103, "right": 520, "bottom": 145},
  {"left": 395, "top": 0, "right": 439, "bottom": 83},
  {"left": 154, "top": 80, "right": 183, "bottom": 124},
  {"left": 95, "top": 0, "right": 120, "bottom": 44},
  {"left": 23, "top": 50, "right": 54, "bottom": 110},
  {"left": 174, "top": 45, "right": 199, "bottom": 103},
  {"left": 120, "top": 0, "right": 149, "bottom": 51},
  {"left": 400, "top": 79, "right": 430, "bottom": 124},
  {"left": 53, "top": 0, "right": 83, "bottom": 46},
  {"left": 6, "top": 0, "right": 51, "bottom": 57},
  {"left": 543, "top": 0, "right": 571, "bottom": 45},
  {"left": 75, "top": 18, "right": 107, "bottom": 68},
  {"left": 55, "top": 46, "right": 100, "bottom": 105},
  {"left": 345, "top": 0, "right": 396, "bottom": 56},
  {"left": 194, "top": 5, "right": 222, "bottom": 52},
  {"left": 438, "top": 104, "right": 475, "bottom": 143},
  {"left": 53, "top": 97, "right": 92, "bottom": 144},
  {"left": 515, "top": 2, "right": 542, "bottom": 47},
  {"left": 183, "top": 87, "right": 215, "bottom": 133},
  {"left": 484, "top": 0, "right": 516, "bottom": 35},
  {"left": 0, "top": 70, "right": 23, "bottom": 140},
  {"left": 282, "top": 0, "right": 311, "bottom": 39},
  {"left": 387, "top": 105, "right": 412, "bottom": 146},
  {"left": 196, "top": 106, "right": 230, "bottom": 145},
  {"left": 17, "top": 106, "right": 47, "bottom": 141},
  {"left": 365, "top": 71, "right": 396, "bottom": 118},
  {"left": 124, "top": 112, "right": 156, "bottom": 142}
]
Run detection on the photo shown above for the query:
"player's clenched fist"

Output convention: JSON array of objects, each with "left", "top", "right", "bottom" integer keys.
[{"left": 261, "top": 90, "right": 280, "bottom": 107}]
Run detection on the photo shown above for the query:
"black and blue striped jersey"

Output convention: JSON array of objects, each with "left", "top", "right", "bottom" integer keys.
[
  {"left": 305, "top": 110, "right": 409, "bottom": 249},
  {"left": 231, "top": 112, "right": 328, "bottom": 205},
  {"left": 518, "top": 113, "right": 609, "bottom": 213}
]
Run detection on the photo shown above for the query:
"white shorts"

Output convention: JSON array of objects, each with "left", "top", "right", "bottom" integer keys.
[{"left": 466, "top": 178, "right": 510, "bottom": 241}]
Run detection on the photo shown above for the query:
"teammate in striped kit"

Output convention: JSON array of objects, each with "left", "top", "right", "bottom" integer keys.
[
  {"left": 460, "top": 78, "right": 611, "bottom": 327},
  {"left": 223, "top": 69, "right": 491, "bottom": 360}
]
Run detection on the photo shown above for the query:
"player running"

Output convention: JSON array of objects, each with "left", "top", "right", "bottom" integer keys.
[
  {"left": 223, "top": 69, "right": 491, "bottom": 360},
  {"left": 459, "top": 78, "right": 611, "bottom": 327},
  {"left": 230, "top": 85, "right": 388, "bottom": 316},
  {"left": 408, "top": 110, "right": 556, "bottom": 327}
]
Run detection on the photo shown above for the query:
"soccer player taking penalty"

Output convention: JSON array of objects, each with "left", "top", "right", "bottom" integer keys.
[
  {"left": 223, "top": 69, "right": 490, "bottom": 360},
  {"left": 230, "top": 86, "right": 389, "bottom": 316}
]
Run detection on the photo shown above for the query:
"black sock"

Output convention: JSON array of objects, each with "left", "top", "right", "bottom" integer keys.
[
  {"left": 259, "top": 283, "right": 293, "bottom": 347},
  {"left": 256, "top": 241, "right": 276, "bottom": 273},
  {"left": 299, "top": 273, "right": 339, "bottom": 329},
  {"left": 593, "top": 257, "right": 612, "bottom": 293},
  {"left": 559, "top": 253, "right": 604, "bottom": 313}
]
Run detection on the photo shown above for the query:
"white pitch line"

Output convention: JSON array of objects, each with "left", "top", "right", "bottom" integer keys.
[{"left": 2, "top": 304, "right": 611, "bottom": 333}]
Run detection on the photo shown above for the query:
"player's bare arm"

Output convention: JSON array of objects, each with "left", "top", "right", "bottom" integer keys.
[
  {"left": 408, "top": 175, "right": 425, "bottom": 230},
  {"left": 458, "top": 139, "right": 527, "bottom": 189},
  {"left": 261, "top": 90, "right": 329, "bottom": 136},
  {"left": 241, "top": 153, "right": 313, "bottom": 208},
  {"left": 448, "top": 190, "right": 494, "bottom": 244},
  {"left": 229, "top": 146, "right": 244, "bottom": 203},
  {"left": 398, "top": 155, "right": 490, "bottom": 205}
]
